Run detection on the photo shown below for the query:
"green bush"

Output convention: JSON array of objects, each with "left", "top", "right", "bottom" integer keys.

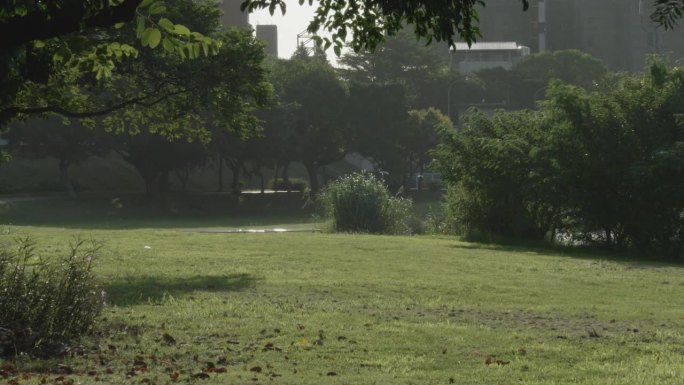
[
  {"left": 269, "top": 177, "right": 309, "bottom": 192},
  {"left": 0, "top": 237, "right": 105, "bottom": 356},
  {"left": 321, "top": 173, "right": 412, "bottom": 234}
]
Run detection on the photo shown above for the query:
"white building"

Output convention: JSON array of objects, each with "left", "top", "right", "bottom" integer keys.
[{"left": 451, "top": 42, "right": 530, "bottom": 74}]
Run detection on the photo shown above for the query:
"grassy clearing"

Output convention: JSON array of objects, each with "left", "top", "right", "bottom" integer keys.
[{"left": 1, "top": 198, "right": 684, "bottom": 384}]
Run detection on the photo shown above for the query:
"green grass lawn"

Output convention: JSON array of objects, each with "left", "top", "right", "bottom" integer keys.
[{"left": 1, "top": 197, "right": 684, "bottom": 384}]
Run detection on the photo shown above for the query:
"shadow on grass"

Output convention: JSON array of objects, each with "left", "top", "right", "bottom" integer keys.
[
  {"left": 450, "top": 240, "right": 684, "bottom": 268},
  {"left": 0, "top": 192, "right": 316, "bottom": 229},
  {"left": 105, "top": 273, "right": 258, "bottom": 306}
]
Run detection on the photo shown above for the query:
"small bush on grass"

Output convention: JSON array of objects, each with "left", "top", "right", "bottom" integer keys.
[
  {"left": 321, "top": 173, "right": 412, "bottom": 234},
  {"left": 0, "top": 237, "right": 105, "bottom": 356}
]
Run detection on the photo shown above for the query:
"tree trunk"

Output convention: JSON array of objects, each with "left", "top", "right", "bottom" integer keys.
[
  {"left": 282, "top": 163, "right": 291, "bottom": 192},
  {"left": 230, "top": 165, "right": 242, "bottom": 194},
  {"left": 217, "top": 154, "right": 224, "bottom": 192},
  {"left": 175, "top": 168, "right": 190, "bottom": 193},
  {"left": 144, "top": 174, "right": 157, "bottom": 196},
  {"left": 158, "top": 171, "right": 170, "bottom": 194},
  {"left": 58, "top": 159, "right": 76, "bottom": 197},
  {"left": 304, "top": 162, "right": 319, "bottom": 194},
  {"left": 272, "top": 162, "right": 280, "bottom": 191}
]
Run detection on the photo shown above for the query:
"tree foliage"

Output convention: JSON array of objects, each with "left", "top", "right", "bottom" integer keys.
[
  {"left": 270, "top": 51, "right": 348, "bottom": 193},
  {"left": 433, "top": 59, "right": 684, "bottom": 258}
]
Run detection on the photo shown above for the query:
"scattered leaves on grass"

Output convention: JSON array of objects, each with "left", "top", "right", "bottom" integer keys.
[
  {"left": 0, "top": 363, "right": 16, "bottom": 378},
  {"left": 249, "top": 366, "right": 262, "bottom": 373},
  {"left": 52, "top": 365, "right": 73, "bottom": 375},
  {"left": 162, "top": 333, "right": 176, "bottom": 345},
  {"left": 169, "top": 371, "right": 179, "bottom": 381},
  {"left": 485, "top": 356, "right": 510, "bottom": 366},
  {"left": 517, "top": 347, "right": 527, "bottom": 356},
  {"left": 202, "top": 362, "right": 227, "bottom": 373},
  {"left": 192, "top": 372, "right": 210, "bottom": 380},
  {"left": 132, "top": 356, "right": 148, "bottom": 372},
  {"left": 588, "top": 328, "right": 601, "bottom": 338},
  {"left": 263, "top": 342, "right": 281, "bottom": 352},
  {"left": 53, "top": 376, "right": 74, "bottom": 385}
]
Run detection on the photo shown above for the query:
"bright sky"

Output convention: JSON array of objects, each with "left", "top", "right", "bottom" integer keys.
[{"left": 249, "top": 1, "right": 317, "bottom": 59}]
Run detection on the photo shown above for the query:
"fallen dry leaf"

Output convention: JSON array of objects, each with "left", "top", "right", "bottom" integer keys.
[{"left": 485, "top": 356, "right": 510, "bottom": 366}]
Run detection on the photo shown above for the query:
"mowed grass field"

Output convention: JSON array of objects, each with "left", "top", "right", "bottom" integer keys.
[{"left": 1, "top": 196, "right": 684, "bottom": 384}]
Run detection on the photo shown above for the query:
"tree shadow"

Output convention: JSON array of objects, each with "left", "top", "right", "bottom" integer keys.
[
  {"left": 449, "top": 241, "right": 684, "bottom": 268},
  {"left": 0, "top": 192, "right": 316, "bottom": 229},
  {"left": 105, "top": 273, "right": 258, "bottom": 306}
]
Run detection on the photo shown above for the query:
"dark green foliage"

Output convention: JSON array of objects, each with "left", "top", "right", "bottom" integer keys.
[
  {"left": 270, "top": 53, "right": 349, "bottom": 193},
  {"left": 435, "top": 109, "right": 557, "bottom": 239},
  {"left": 269, "top": 178, "right": 309, "bottom": 192},
  {"left": 433, "top": 59, "right": 684, "bottom": 258},
  {"left": 321, "top": 173, "right": 412, "bottom": 235},
  {"left": 474, "top": 49, "right": 608, "bottom": 109},
  {"left": 0, "top": 237, "right": 105, "bottom": 356},
  {"left": 243, "top": 0, "right": 530, "bottom": 52}
]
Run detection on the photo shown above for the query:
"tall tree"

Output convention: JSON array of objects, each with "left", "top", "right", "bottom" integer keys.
[
  {"left": 403, "top": 108, "right": 451, "bottom": 182},
  {"left": 271, "top": 52, "right": 348, "bottom": 193},
  {"left": 4, "top": 118, "right": 110, "bottom": 196},
  {"left": 113, "top": 131, "right": 208, "bottom": 195},
  {"left": 348, "top": 82, "right": 410, "bottom": 189}
]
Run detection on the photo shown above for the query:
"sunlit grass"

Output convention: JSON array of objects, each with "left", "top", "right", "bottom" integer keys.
[
  {"left": 2, "top": 219, "right": 683, "bottom": 384},
  {"left": 1, "top": 196, "right": 682, "bottom": 384}
]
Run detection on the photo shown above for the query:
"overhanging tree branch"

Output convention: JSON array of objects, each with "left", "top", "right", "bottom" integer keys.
[
  {"left": 1, "top": 88, "right": 187, "bottom": 119},
  {"left": 0, "top": 0, "right": 143, "bottom": 51}
]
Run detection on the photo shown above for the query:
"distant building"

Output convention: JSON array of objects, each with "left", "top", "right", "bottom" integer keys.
[
  {"left": 451, "top": 42, "right": 530, "bottom": 74},
  {"left": 219, "top": 0, "right": 250, "bottom": 29},
  {"left": 475, "top": 0, "right": 684, "bottom": 72},
  {"left": 256, "top": 25, "right": 278, "bottom": 57}
]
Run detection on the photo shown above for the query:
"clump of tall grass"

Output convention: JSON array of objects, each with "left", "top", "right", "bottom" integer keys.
[
  {"left": 0, "top": 237, "right": 105, "bottom": 356},
  {"left": 320, "top": 172, "right": 412, "bottom": 234}
]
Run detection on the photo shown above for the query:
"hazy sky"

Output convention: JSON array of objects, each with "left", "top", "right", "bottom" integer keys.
[{"left": 249, "top": 1, "right": 317, "bottom": 59}]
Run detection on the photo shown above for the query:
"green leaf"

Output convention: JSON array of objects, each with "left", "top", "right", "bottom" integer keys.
[
  {"left": 136, "top": 15, "right": 145, "bottom": 38},
  {"left": 139, "top": 0, "right": 156, "bottom": 8},
  {"left": 192, "top": 43, "right": 200, "bottom": 58},
  {"left": 162, "top": 37, "right": 174, "bottom": 52},
  {"left": 141, "top": 27, "right": 155, "bottom": 47},
  {"left": 333, "top": 45, "right": 341, "bottom": 57},
  {"left": 149, "top": 1, "right": 167, "bottom": 15},
  {"left": 148, "top": 28, "right": 162, "bottom": 48},
  {"left": 174, "top": 24, "right": 191, "bottom": 36},
  {"left": 158, "top": 17, "right": 174, "bottom": 31},
  {"left": 14, "top": 5, "right": 28, "bottom": 17},
  {"left": 114, "top": 22, "right": 126, "bottom": 29},
  {"left": 34, "top": 40, "right": 46, "bottom": 48}
]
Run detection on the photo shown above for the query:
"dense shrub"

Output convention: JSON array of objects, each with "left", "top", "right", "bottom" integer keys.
[
  {"left": 321, "top": 173, "right": 412, "bottom": 234},
  {"left": 0, "top": 237, "right": 105, "bottom": 356},
  {"left": 269, "top": 177, "right": 309, "bottom": 192},
  {"left": 433, "top": 60, "right": 684, "bottom": 258}
]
